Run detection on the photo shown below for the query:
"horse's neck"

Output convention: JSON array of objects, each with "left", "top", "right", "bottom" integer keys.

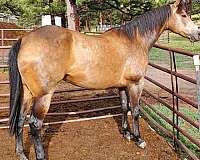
[{"left": 140, "top": 25, "right": 166, "bottom": 51}]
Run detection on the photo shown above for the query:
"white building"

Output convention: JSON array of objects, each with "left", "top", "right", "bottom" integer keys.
[
  {"left": 0, "top": 13, "right": 17, "bottom": 23},
  {"left": 42, "top": 15, "right": 62, "bottom": 27}
]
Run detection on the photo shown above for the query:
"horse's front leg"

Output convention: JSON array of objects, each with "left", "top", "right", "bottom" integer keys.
[
  {"left": 29, "top": 92, "right": 53, "bottom": 160},
  {"left": 128, "top": 80, "right": 146, "bottom": 149},
  {"left": 119, "top": 88, "right": 133, "bottom": 141}
]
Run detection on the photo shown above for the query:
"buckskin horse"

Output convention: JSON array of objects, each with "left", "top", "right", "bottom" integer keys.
[{"left": 8, "top": 0, "right": 200, "bottom": 159}]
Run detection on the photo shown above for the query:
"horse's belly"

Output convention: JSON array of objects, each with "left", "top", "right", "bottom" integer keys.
[{"left": 66, "top": 71, "right": 126, "bottom": 89}]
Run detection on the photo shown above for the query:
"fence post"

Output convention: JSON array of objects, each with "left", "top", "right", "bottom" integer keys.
[{"left": 193, "top": 55, "right": 200, "bottom": 131}]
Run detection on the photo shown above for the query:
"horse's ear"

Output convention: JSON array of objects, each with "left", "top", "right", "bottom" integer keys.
[
  {"left": 174, "top": 0, "right": 182, "bottom": 7},
  {"left": 174, "top": 0, "right": 188, "bottom": 11}
]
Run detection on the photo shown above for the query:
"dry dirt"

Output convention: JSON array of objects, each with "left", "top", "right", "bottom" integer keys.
[
  {"left": 0, "top": 117, "right": 179, "bottom": 160},
  {"left": 0, "top": 71, "right": 180, "bottom": 160}
]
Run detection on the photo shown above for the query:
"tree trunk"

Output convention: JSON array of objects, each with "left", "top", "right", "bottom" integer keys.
[
  {"left": 65, "top": 0, "right": 78, "bottom": 30},
  {"left": 99, "top": 12, "right": 103, "bottom": 31},
  {"left": 85, "top": 16, "right": 91, "bottom": 32},
  {"left": 49, "top": 0, "right": 55, "bottom": 25},
  {"left": 61, "top": 0, "right": 67, "bottom": 28}
]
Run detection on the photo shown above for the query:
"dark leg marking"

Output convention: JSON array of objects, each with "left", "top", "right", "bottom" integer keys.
[
  {"left": 15, "top": 86, "right": 33, "bottom": 160},
  {"left": 119, "top": 88, "right": 133, "bottom": 141},
  {"left": 16, "top": 113, "right": 28, "bottom": 160},
  {"left": 128, "top": 82, "right": 146, "bottom": 149},
  {"left": 131, "top": 104, "right": 146, "bottom": 148},
  {"left": 29, "top": 113, "right": 45, "bottom": 160},
  {"left": 28, "top": 92, "right": 53, "bottom": 160}
]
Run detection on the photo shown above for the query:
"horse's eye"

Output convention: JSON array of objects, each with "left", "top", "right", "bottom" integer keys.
[{"left": 182, "top": 15, "right": 187, "bottom": 18}]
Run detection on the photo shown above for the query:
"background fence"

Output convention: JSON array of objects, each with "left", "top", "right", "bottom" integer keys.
[{"left": 0, "top": 29, "right": 199, "bottom": 159}]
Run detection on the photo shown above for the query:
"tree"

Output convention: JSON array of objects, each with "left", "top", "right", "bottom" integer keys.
[
  {"left": 0, "top": 0, "right": 197, "bottom": 28},
  {"left": 66, "top": 0, "right": 79, "bottom": 30},
  {"left": 0, "top": 0, "right": 66, "bottom": 27},
  {"left": 77, "top": 0, "right": 157, "bottom": 30}
]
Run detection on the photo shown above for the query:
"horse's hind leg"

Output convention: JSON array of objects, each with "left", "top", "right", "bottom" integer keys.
[
  {"left": 28, "top": 91, "right": 53, "bottom": 160},
  {"left": 16, "top": 85, "right": 33, "bottom": 160},
  {"left": 128, "top": 81, "right": 146, "bottom": 149},
  {"left": 119, "top": 88, "right": 133, "bottom": 141}
]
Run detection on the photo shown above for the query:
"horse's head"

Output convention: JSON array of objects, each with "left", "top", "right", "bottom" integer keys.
[{"left": 168, "top": 0, "right": 200, "bottom": 42}]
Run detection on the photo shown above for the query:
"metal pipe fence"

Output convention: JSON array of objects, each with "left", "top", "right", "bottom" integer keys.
[
  {"left": 141, "top": 44, "right": 199, "bottom": 159},
  {"left": 0, "top": 28, "right": 32, "bottom": 46}
]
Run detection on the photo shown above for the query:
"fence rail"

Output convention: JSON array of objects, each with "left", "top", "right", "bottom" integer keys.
[
  {"left": 0, "top": 28, "right": 32, "bottom": 46},
  {"left": 0, "top": 30, "right": 199, "bottom": 159},
  {"left": 142, "top": 44, "right": 199, "bottom": 160}
]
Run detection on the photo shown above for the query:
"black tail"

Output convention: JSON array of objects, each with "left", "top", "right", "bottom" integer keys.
[{"left": 8, "top": 38, "right": 23, "bottom": 136}]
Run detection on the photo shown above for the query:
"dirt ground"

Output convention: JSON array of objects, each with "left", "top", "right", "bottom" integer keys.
[
  {"left": 0, "top": 50, "right": 196, "bottom": 160},
  {"left": 0, "top": 71, "right": 180, "bottom": 160},
  {"left": 0, "top": 117, "right": 178, "bottom": 160}
]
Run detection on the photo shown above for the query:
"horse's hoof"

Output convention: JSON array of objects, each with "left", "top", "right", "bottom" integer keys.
[
  {"left": 136, "top": 139, "right": 146, "bottom": 149},
  {"left": 123, "top": 131, "right": 133, "bottom": 141},
  {"left": 17, "top": 152, "right": 28, "bottom": 160}
]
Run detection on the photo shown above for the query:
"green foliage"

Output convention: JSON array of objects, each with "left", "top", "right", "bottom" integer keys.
[
  {"left": 77, "top": 0, "right": 158, "bottom": 26},
  {"left": 0, "top": 0, "right": 198, "bottom": 27},
  {"left": 193, "top": 1, "right": 200, "bottom": 15},
  {"left": 0, "top": 0, "right": 66, "bottom": 27},
  {"left": 0, "top": 0, "right": 169, "bottom": 27}
]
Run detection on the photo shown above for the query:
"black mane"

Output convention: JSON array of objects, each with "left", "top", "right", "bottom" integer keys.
[{"left": 117, "top": 5, "right": 172, "bottom": 39}]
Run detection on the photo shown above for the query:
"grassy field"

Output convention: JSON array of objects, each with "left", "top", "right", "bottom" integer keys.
[{"left": 150, "top": 32, "right": 200, "bottom": 69}]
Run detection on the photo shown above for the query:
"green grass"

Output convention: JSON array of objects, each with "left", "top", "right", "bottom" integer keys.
[
  {"left": 158, "top": 32, "right": 200, "bottom": 53},
  {"left": 150, "top": 32, "right": 200, "bottom": 69},
  {"left": 142, "top": 103, "right": 200, "bottom": 159}
]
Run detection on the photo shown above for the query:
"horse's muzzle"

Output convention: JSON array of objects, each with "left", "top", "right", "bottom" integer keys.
[{"left": 189, "top": 32, "right": 200, "bottom": 42}]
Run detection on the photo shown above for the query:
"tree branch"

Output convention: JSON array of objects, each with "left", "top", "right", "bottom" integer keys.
[
  {"left": 3, "top": 2, "right": 21, "bottom": 16},
  {"left": 104, "top": 1, "right": 134, "bottom": 17}
]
